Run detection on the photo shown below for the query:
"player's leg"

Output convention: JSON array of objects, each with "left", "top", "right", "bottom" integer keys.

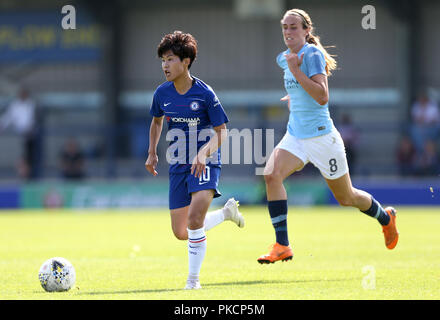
[
  {"left": 170, "top": 206, "right": 189, "bottom": 240},
  {"left": 188, "top": 189, "right": 214, "bottom": 229},
  {"left": 195, "top": 166, "right": 244, "bottom": 230},
  {"left": 169, "top": 172, "right": 192, "bottom": 240},
  {"left": 170, "top": 198, "right": 243, "bottom": 241},
  {"left": 325, "top": 173, "right": 399, "bottom": 249},
  {"left": 264, "top": 148, "right": 304, "bottom": 201},
  {"left": 264, "top": 147, "right": 303, "bottom": 244},
  {"left": 170, "top": 166, "right": 243, "bottom": 241},
  {"left": 204, "top": 197, "right": 244, "bottom": 231},
  {"left": 185, "top": 189, "right": 214, "bottom": 289},
  {"left": 184, "top": 166, "right": 226, "bottom": 289},
  {"left": 170, "top": 202, "right": 243, "bottom": 241},
  {"left": 258, "top": 134, "right": 307, "bottom": 264},
  {"left": 306, "top": 129, "right": 398, "bottom": 249},
  {"left": 325, "top": 173, "right": 373, "bottom": 210}
]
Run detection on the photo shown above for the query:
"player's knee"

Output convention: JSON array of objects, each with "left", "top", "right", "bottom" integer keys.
[
  {"left": 334, "top": 195, "right": 355, "bottom": 207},
  {"left": 264, "top": 171, "right": 284, "bottom": 185},
  {"left": 171, "top": 223, "right": 188, "bottom": 240},
  {"left": 187, "top": 216, "right": 205, "bottom": 230},
  {"left": 173, "top": 229, "right": 188, "bottom": 241}
]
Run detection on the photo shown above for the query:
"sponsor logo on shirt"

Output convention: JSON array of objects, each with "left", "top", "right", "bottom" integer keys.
[
  {"left": 170, "top": 117, "right": 200, "bottom": 126},
  {"left": 285, "top": 78, "right": 299, "bottom": 89}
]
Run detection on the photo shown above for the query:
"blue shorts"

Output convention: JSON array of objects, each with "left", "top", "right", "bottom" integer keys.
[{"left": 169, "top": 166, "right": 222, "bottom": 210}]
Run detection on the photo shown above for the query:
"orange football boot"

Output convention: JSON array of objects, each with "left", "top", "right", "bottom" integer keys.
[
  {"left": 382, "top": 207, "right": 399, "bottom": 249},
  {"left": 257, "top": 243, "right": 293, "bottom": 264}
]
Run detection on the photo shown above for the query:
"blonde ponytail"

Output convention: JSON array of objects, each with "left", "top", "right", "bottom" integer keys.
[{"left": 283, "top": 9, "right": 337, "bottom": 76}]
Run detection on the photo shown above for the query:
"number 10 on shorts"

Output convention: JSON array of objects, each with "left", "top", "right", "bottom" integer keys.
[{"left": 199, "top": 166, "right": 211, "bottom": 184}]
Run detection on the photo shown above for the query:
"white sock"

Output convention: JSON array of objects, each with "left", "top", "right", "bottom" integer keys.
[
  {"left": 204, "top": 208, "right": 225, "bottom": 231},
  {"left": 187, "top": 227, "right": 207, "bottom": 281}
]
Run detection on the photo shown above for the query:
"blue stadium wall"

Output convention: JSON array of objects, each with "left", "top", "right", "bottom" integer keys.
[{"left": 0, "top": 180, "right": 439, "bottom": 209}]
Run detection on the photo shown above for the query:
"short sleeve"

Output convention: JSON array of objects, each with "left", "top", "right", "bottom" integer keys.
[
  {"left": 149, "top": 91, "right": 164, "bottom": 117},
  {"left": 305, "top": 47, "right": 327, "bottom": 78},
  {"left": 206, "top": 90, "right": 229, "bottom": 127}
]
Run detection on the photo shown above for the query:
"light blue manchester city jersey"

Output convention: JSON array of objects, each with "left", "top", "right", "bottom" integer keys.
[{"left": 277, "top": 43, "right": 334, "bottom": 139}]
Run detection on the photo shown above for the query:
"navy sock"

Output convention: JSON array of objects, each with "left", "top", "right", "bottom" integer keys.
[
  {"left": 268, "top": 200, "right": 289, "bottom": 246},
  {"left": 361, "top": 197, "right": 390, "bottom": 226}
]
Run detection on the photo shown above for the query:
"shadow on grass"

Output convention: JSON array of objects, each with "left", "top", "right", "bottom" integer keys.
[{"left": 77, "top": 277, "right": 360, "bottom": 296}]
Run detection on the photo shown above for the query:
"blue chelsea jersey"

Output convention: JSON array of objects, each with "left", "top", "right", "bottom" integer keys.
[
  {"left": 277, "top": 43, "right": 334, "bottom": 139},
  {"left": 150, "top": 77, "right": 229, "bottom": 173}
]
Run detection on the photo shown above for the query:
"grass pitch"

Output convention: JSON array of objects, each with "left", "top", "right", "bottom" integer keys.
[{"left": 0, "top": 206, "right": 439, "bottom": 300}]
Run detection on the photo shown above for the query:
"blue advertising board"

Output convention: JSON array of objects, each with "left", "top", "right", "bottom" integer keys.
[
  {"left": 328, "top": 181, "right": 440, "bottom": 206},
  {"left": 0, "top": 186, "right": 19, "bottom": 209},
  {"left": 0, "top": 10, "right": 101, "bottom": 63}
]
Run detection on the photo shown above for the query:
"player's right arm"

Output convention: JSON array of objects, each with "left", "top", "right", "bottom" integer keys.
[{"left": 145, "top": 116, "right": 164, "bottom": 176}]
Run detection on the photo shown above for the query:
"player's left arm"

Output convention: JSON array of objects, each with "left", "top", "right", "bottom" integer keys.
[
  {"left": 191, "top": 123, "right": 227, "bottom": 179},
  {"left": 284, "top": 52, "right": 329, "bottom": 106}
]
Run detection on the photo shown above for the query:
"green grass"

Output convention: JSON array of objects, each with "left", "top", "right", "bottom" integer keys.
[{"left": 0, "top": 206, "right": 439, "bottom": 299}]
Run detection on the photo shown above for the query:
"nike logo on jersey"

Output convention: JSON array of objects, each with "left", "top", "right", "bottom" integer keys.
[{"left": 164, "top": 102, "right": 171, "bottom": 106}]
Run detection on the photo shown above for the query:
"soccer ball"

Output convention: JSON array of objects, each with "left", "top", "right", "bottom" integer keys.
[{"left": 38, "top": 257, "right": 76, "bottom": 292}]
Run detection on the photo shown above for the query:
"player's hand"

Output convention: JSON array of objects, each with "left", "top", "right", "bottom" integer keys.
[
  {"left": 145, "top": 153, "right": 158, "bottom": 176},
  {"left": 191, "top": 152, "right": 207, "bottom": 179},
  {"left": 281, "top": 95, "right": 290, "bottom": 111},
  {"left": 284, "top": 52, "right": 304, "bottom": 71}
]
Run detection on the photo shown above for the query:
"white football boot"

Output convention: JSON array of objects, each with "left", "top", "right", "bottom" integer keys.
[
  {"left": 184, "top": 279, "right": 202, "bottom": 290},
  {"left": 223, "top": 198, "right": 245, "bottom": 228}
]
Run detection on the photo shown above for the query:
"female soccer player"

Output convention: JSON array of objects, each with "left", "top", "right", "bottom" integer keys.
[
  {"left": 257, "top": 9, "right": 399, "bottom": 264},
  {"left": 145, "top": 31, "right": 244, "bottom": 289}
]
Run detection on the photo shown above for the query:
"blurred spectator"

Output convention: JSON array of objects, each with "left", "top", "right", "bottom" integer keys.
[
  {"left": 0, "top": 87, "right": 38, "bottom": 179},
  {"left": 396, "top": 135, "right": 416, "bottom": 176},
  {"left": 59, "top": 138, "right": 85, "bottom": 180},
  {"left": 338, "top": 114, "right": 359, "bottom": 171},
  {"left": 415, "top": 140, "right": 439, "bottom": 177},
  {"left": 411, "top": 93, "right": 440, "bottom": 125},
  {"left": 410, "top": 93, "right": 440, "bottom": 152}
]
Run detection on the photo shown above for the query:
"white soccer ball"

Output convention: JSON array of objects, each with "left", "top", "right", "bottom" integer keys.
[{"left": 38, "top": 257, "right": 76, "bottom": 292}]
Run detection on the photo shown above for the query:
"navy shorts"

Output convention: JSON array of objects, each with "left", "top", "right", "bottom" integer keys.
[{"left": 169, "top": 166, "right": 222, "bottom": 210}]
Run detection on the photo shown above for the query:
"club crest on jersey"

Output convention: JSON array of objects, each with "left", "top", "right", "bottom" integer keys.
[{"left": 190, "top": 101, "right": 200, "bottom": 111}]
